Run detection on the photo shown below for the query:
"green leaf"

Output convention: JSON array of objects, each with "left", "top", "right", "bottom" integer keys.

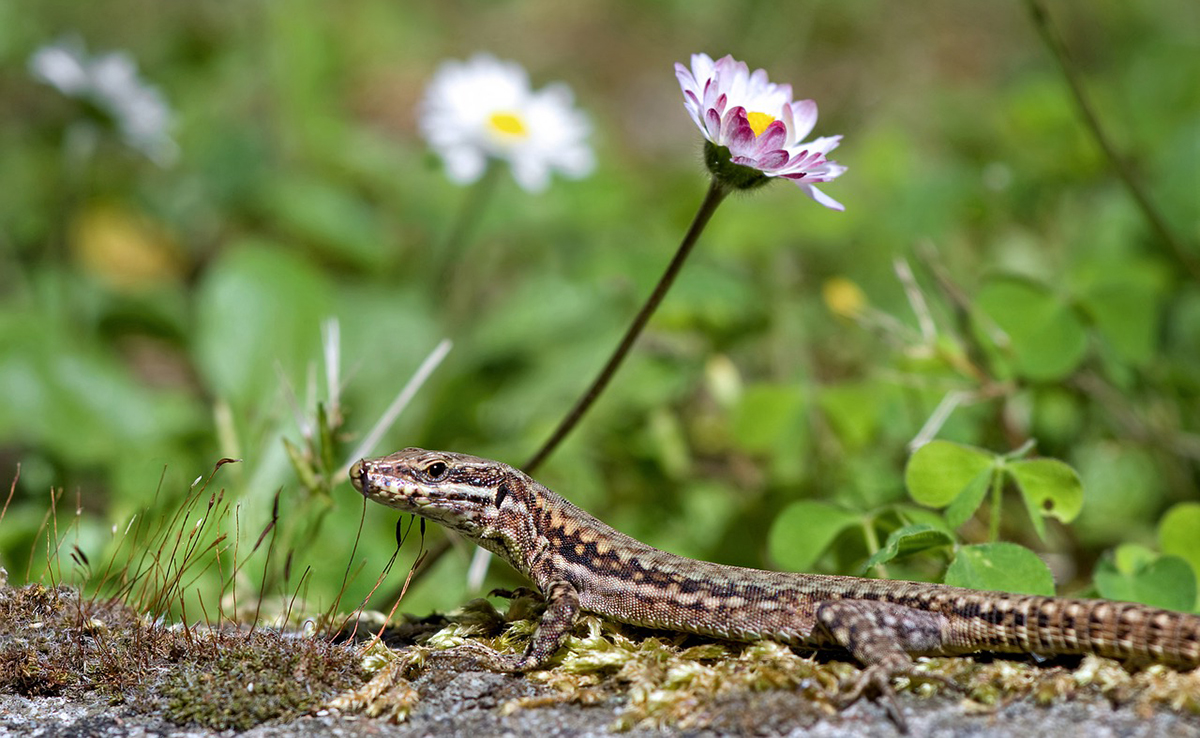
[
  {"left": 1031, "top": 387, "right": 1084, "bottom": 445},
  {"left": 890, "top": 504, "right": 957, "bottom": 532},
  {"left": 0, "top": 306, "right": 202, "bottom": 467},
  {"left": 975, "top": 277, "right": 1087, "bottom": 382},
  {"left": 1112, "top": 542, "right": 1158, "bottom": 572},
  {"left": 817, "top": 383, "right": 880, "bottom": 451},
  {"left": 283, "top": 436, "right": 319, "bottom": 491},
  {"left": 1006, "top": 458, "right": 1085, "bottom": 540},
  {"left": 1167, "top": 286, "right": 1200, "bottom": 359},
  {"left": 768, "top": 501, "right": 860, "bottom": 572},
  {"left": 657, "top": 260, "right": 759, "bottom": 334},
  {"left": 1159, "top": 503, "right": 1200, "bottom": 592},
  {"left": 860, "top": 524, "right": 954, "bottom": 573},
  {"left": 193, "top": 241, "right": 333, "bottom": 409},
  {"left": 644, "top": 407, "right": 691, "bottom": 480},
  {"left": 1077, "top": 260, "right": 1166, "bottom": 368},
  {"left": 731, "top": 383, "right": 806, "bottom": 454},
  {"left": 944, "top": 469, "right": 993, "bottom": 530},
  {"left": 1093, "top": 545, "right": 1197, "bottom": 611},
  {"left": 944, "top": 542, "right": 1056, "bottom": 596},
  {"left": 905, "top": 440, "right": 996, "bottom": 508},
  {"left": 1071, "top": 442, "right": 1166, "bottom": 546},
  {"left": 258, "top": 174, "right": 386, "bottom": 269}
]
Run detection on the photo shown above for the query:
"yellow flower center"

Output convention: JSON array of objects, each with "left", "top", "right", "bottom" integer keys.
[
  {"left": 746, "top": 111, "right": 776, "bottom": 138},
  {"left": 488, "top": 111, "right": 529, "bottom": 138}
]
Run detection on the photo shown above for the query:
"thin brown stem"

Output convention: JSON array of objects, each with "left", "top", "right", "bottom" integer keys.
[
  {"left": 1024, "top": 0, "right": 1199, "bottom": 281},
  {"left": 523, "top": 178, "right": 729, "bottom": 472},
  {"left": 391, "top": 178, "right": 730, "bottom": 599}
]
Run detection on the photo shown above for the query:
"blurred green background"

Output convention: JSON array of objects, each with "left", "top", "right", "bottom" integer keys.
[{"left": 1, "top": 0, "right": 1197, "bottom": 617}]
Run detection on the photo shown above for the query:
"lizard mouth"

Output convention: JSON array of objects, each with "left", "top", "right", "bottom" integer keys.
[
  {"left": 348, "top": 459, "right": 433, "bottom": 512},
  {"left": 348, "top": 460, "right": 368, "bottom": 495}
]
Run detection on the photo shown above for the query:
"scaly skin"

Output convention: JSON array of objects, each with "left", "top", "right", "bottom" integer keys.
[{"left": 349, "top": 448, "right": 1200, "bottom": 728}]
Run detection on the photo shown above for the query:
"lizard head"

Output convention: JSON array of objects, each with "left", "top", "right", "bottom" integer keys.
[{"left": 349, "top": 447, "right": 519, "bottom": 541}]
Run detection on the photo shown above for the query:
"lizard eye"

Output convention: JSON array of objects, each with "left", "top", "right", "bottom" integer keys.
[{"left": 425, "top": 461, "right": 448, "bottom": 480}]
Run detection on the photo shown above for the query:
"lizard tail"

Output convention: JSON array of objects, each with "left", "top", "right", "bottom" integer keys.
[{"left": 953, "top": 594, "right": 1200, "bottom": 667}]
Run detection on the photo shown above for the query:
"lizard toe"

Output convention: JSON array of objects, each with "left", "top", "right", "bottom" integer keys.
[{"left": 838, "top": 663, "right": 910, "bottom": 734}]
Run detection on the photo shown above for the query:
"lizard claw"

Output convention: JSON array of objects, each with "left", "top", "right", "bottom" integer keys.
[
  {"left": 838, "top": 665, "right": 909, "bottom": 734},
  {"left": 836, "top": 662, "right": 957, "bottom": 733},
  {"left": 488, "top": 586, "right": 542, "bottom": 601}
]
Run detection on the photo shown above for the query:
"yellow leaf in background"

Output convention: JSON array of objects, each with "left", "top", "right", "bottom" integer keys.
[
  {"left": 69, "top": 203, "right": 184, "bottom": 290},
  {"left": 822, "top": 276, "right": 867, "bottom": 319}
]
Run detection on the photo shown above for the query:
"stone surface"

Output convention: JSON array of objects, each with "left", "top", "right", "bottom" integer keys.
[{"left": 3, "top": 664, "right": 1199, "bottom": 738}]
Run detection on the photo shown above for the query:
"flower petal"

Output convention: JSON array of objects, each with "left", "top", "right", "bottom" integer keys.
[
  {"left": 796, "top": 182, "right": 845, "bottom": 211},
  {"left": 756, "top": 150, "right": 790, "bottom": 170},
  {"left": 789, "top": 99, "right": 818, "bottom": 141},
  {"left": 675, "top": 52, "right": 845, "bottom": 203},
  {"left": 756, "top": 121, "right": 787, "bottom": 151},
  {"left": 420, "top": 54, "right": 593, "bottom": 191},
  {"left": 442, "top": 148, "right": 488, "bottom": 184}
]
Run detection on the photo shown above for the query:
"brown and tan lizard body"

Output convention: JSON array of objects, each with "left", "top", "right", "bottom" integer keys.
[{"left": 349, "top": 448, "right": 1200, "bottom": 727}]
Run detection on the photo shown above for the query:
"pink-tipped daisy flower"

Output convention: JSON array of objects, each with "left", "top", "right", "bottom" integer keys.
[
  {"left": 675, "top": 53, "right": 846, "bottom": 209},
  {"left": 419, "top": 53, "right": 594, "bottom": 193}
]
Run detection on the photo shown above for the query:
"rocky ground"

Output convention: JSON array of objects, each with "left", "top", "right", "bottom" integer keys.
[
  {"left": 4, "top": 667, "right": 1200, "bottom": 738},
  {"left": 3, "top": 582, "right": 1199, "bottom": 737}
]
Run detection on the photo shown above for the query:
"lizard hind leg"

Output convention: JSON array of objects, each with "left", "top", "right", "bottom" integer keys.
[{"left": 815, "top": 600, "right": 953, "bottom": 732}]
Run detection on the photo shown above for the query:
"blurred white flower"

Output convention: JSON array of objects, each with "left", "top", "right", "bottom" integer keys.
[
  {"left": 29, "top": 36, "right": 178, "bottom": 166},
  {"left": 676, "top": 53, "right": 845, "bottom": 209},
  {"left": 419, "top": 53, "right": 594, "bottom": 192}
]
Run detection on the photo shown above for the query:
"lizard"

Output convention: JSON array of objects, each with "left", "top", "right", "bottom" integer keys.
[{"left": 348, "top": 447, "right": 1200, "bottom": 728}]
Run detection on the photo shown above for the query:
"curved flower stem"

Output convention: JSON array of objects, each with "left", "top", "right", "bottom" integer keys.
[
  {"left": 391, "top": 177, "right": 728, "bottom": 602},
  {"left": 1024, "top": 0, "right": 1199, "bottom": 281},
  {"left": 523, "top": 177, "right": 730, "bottom": 473}
]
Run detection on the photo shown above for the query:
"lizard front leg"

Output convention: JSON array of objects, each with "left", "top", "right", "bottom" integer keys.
[
  {"left": 512, "top": 579, "right": 582, "bottom": 670},
  {"left": 344, "top": 579, "right": 580, "bottom": 720},
  {"left": 815, "top": 600, "right": 951, "bottom": 732},
  {"left": 454, "top": 578, "right": 582, "bottom": 672}
]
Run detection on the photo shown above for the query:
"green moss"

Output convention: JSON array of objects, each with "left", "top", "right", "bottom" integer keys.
[
  {"left": 0, "top": 583, "right": 368, "bottom": 730},
  {"left": 0, "top": 584, "right": 132, "bottom": 697},
  {"left": 347, "top": 598, "right": 1200, "bottom": 730},
  {"left": 160, "top": 632, "right": 365, "bottom": 731}
]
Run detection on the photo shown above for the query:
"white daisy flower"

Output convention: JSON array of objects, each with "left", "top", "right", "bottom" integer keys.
[
  {"left": 29, "top": 36, "right": 178, "bottom": 166},
  {"left": 675, "top": 53, "right": 846, "bottom": 209},
  {"left": 419, "top": 53, "right": 594, "bottom": 193}
]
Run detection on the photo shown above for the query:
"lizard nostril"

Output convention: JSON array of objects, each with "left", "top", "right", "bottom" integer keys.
[{"left": 349, "top": 460, "right": 365, "bottom": 491}]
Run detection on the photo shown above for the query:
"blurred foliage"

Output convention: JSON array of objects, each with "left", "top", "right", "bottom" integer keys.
[{"left": 0, "top": 0, "right": 1197, "bottom": 617}]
